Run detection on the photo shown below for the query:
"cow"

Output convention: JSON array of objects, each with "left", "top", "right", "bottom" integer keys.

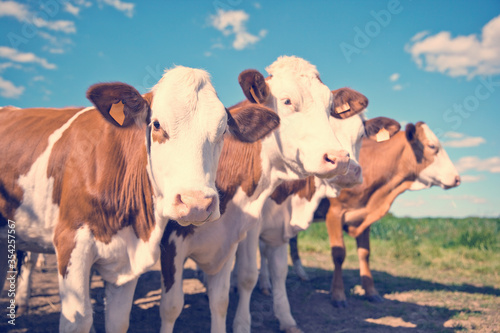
[
  {"left": 158, "top": 56, "right": 353, "bottom": 333},
  {"left": 0, "top": 66, "right": 280, "bottom": 333},
  {"left": 253, "top": 115, "right": 406, "bottom": 331},
  {"left": 288, "top": 119, "right": 461, "bottom": 307}
]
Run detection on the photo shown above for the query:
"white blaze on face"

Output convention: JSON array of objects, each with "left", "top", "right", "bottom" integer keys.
[
  {"left": 264, "top": 57, "right": 350, "bottom": 179},
  {"left": 411, "top": 124, "right": 460, "bottom": 190},
  {"left": 148, "top": 66, "right": 227, "bottom": 223}
]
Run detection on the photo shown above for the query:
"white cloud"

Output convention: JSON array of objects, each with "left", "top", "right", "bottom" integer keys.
[
  {"left": 38, "top": 31, "right": 73, "bottom": 54},
  {"left": 0, "top": 62, "right": 21, "bottom": 72},
  {"left": 64, "top": 3, "right": 81, "bottom": 16},
  {"left": 32, "top": 75, "right": 45, "bottom": 82},
  {"left": 0, "top": 76, "right": 24, "bottom": 98},
  {"left": 210, "top": 9, "right": 266, "bottom": 50},
  {"left": 443, "top": 132, "right": 488, "bottom": 147},
  {"left": 0, "top": 0, "right": 76, "bottom": 33},
  {"left": 406, "top": 14, "right": 500, "bottom": 79},
  {"left": 411, "top": 30, "right": 430, "bottom": 42},
  {"left": 0, "top": 0, "right": 28, "bottom": 21},
  {"left": 442, "top": 135, "right": 486, "bottom": 148},
  {"left": 99, "top": 0, "right": 135, "bottom": 18},
  {"left": 455, "top": 156, "right": 500, "bottom": 173},
  {"left": 389, "top": 73, "right": 400, "bottom": 82},
  {"left": 0, "top": 46, "right": 56, "bottom": 69},
  {"left": 392, "top": 84, "right": 403, "bottom": 91},
  {"left": 436, "top": 194, "right": 487, "bottom": 204},
  {"left": 443, "top": 131, "right": 465, "bottom": 139},
  {"left": 460, "top": 174, "right": 484, "bottom": 183}
]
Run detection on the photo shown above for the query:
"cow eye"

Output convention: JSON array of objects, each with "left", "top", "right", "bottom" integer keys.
[
  {"left": 428, "top": 144, "right": 436, "bottom": 150},
  {"left": 153, "top": 120, "right": 160, "bottom": 130},
  {"left": 283, "top": 99, "right": 291, "bottom": 105}
]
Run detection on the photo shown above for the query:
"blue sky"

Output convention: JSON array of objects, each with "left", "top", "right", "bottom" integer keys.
[{"left": 0, "top": 0, "right": 499, "bottom": 218}]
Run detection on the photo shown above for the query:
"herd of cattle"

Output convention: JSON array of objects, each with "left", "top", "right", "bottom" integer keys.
[{"left": 0, "top": 56, "right": 460, "bottom": 333}]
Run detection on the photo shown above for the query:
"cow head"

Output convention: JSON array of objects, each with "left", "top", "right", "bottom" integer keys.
[
  {"left": 238, "top": 56, "right": 350, "bottom": 180},
  {"left": 87, "top": 66, "right": 279, "bottom": 226},
  {"left": 326, "top": 88, "right": 370, "bottom": 190},
  {"left": 326, "top": 115, "right": 400, "bottom": 193},
  {"left": 405, "top": 122, "right": 461, "bottom": 190}
]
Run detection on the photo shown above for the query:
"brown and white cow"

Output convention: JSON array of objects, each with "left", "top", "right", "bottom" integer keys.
[
  {"left": 254, "top": 117, "right": 408, "bottom": 331},
  {"left": 290, "top": 119, "right": 461, "bottom": 307},
  {"left": 231, "top": 88, "right": 370, "bottom": 332},
  {"left": 0, "top": 66, "right": 279, "bottom": 332},
  {"left": 158, "top": 56, "right": 352, "bottom": 333}
]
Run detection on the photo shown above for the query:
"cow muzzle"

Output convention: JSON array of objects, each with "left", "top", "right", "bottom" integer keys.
[
  {"left": 315, "top": 150, "right": 350, "bottom": 179},
  {"left": 330, "top": 160, "right": 363, "bottom": 188},
  {"left": 173, "top": 191, "right": 219, "bottom": 226}
]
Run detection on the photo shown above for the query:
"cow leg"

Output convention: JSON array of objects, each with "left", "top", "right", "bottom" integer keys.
[
  {"left": 160, "top": 254, "right": 186, "bottom": 333},
  {"left": 233, "top": 227, "right": 260, "bottom": 333},
  {"left": 265, "top": 242, "right": 300, "bottom": 332},
  {"left": 289, "top": 235, "right": 309, "bottom": 281},
  {"left": 325, "top": 202, "right": 347, "bottom": 307},
  {"left": 15, "top": 251, "right": 39, "bottom": 316},
  {"left": 258, "top": 239, "right": 272, "bottom": 296},
  {"left": 57, "top": 231, "right": 95, "bottom": 333},
  {"left": 104, "top": 278, "right": 138, "bottom": 333},
  {"left": 356, "top": 227, "right": 383, "bottom": 303},
  {"left": 206, "top": 246, "right": 238, "bottom": 333}
]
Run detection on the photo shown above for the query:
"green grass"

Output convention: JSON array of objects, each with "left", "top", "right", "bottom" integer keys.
[{"left": 297, "top": 215, "right": 500, "bottom": 286}]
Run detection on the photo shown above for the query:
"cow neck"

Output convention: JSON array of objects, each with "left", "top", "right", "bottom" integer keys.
[
  {"left": 270, "top": 176, "right": 316, "bottom": 205},
  {"left": 216, "top": 133, "right": 264, "bottom": 214},
  {"left": 339, "top": 132, "right": 421, "bottom": 208},
  {"left": 50, "top": 109, "right": 155, "bottom": 246}
]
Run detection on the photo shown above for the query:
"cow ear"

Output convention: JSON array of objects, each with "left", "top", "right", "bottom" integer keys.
[
  {"left": 238, "top": 69, "right": 270, "bottom": 104},
  {"left": 405, "top": 123, "right": 417, "bottom": 142},
  {"left": 331, "top": 87, "right": 369, "bottom": 119},
  {"left": 226, "top": 104, "right": 279, "bottom": 143},
  {"left": 365, "top": 117, "right": 401, "bottom": 142},
  {"left": 87, "top": 82, "right": 150, "bottom": 128}
]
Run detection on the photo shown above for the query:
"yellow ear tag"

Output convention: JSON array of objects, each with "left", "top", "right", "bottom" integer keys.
[
  {"left": 376, "top": 127, "right": 390, "bottom": 142},
  {"left": 335, "top": 103, "right": 350, "bottom": 114},
  {"left": 109, "top": 101, "right": 125, "bottom": 126}
]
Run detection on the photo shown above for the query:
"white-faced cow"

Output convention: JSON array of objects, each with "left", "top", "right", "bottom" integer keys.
[
  {"left": 231, "top": 88, "right": 372, "bottom": 332},
  {"left": 290, "top": 120, "right": 461, "bottom": 307},
  {"left": 0, "top": 66, "right": 279, "bottom": 332},
  {"left": 158, "top": 56, "right": 351, "bottom": 333}
]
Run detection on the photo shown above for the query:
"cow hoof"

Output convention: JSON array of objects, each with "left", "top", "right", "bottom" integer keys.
[
  {"left": 332, "top": 300, "right": 347, "bottom": 308},
  {"left": 293, "top": 261, "right": 310, "bottom": 281},
  {"left": 367, "top": 294, "right": 384, "bottom": 303},
  {"left": 282, "top": 326, "right": 304, "bottom": 333},
  {"left": 260, "top": 287, "right": 272, "bottom": 296}
]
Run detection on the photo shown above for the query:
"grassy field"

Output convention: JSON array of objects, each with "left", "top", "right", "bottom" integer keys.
[{"left": 297, "top": 215, "right": 500, "bottom": 331}]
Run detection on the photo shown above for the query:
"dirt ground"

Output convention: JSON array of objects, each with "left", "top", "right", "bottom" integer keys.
[{"left": 1, "top": 252, "right": 498, "bottom": 332}]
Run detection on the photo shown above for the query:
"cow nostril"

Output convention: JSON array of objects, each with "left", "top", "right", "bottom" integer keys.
[
  {"left": 455, "top": 175, "right": 461, "bottom": 186},
  {"left": 324, "top": 153, "right": 336, "bottom": 165},
  {"left": 175, "top": 194, "right": 184, "bottom": 205}
]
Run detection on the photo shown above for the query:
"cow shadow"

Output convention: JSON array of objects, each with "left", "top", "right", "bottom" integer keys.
[
  {"left": 2, "top": 263, "right": 495, "bottom": 332},
  {"left": 122, "top": 265, "right": 493, "bottom": 332}
]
